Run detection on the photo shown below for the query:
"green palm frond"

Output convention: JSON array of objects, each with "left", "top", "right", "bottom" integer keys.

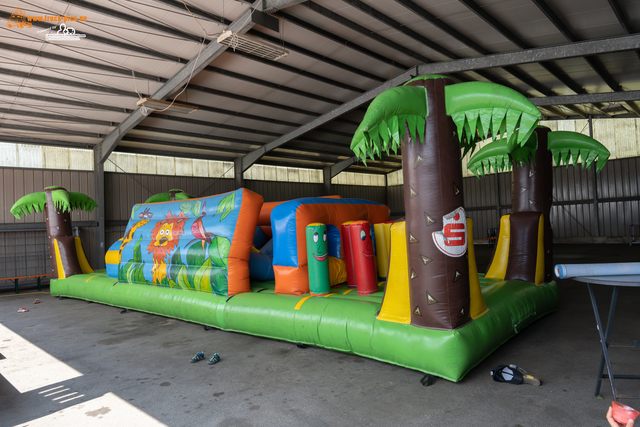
[
  {"left": 467, "top": 133, "right": 538, "bottom": 177},
  {"left": 350, "top": 78, "right": 542, "bottom": 165},
  {"left": 548, "top": 131, "right": 610, "bottom": 172},
  {"left": 68, "top": 192, "right": 98, "bottom": 213},
  {"left": 350, "top": 86, "right": 428, "bottom": 164},
  {"left": 10, "top": 192, "right": 46, "bottom": 219},
  {"left": 11, "top": 188, "right": 97, "bottom": 219},
  {"left": 50, "top": 188, "right": 71, "bottom": 212},
  {"left": 445, "top": 82, "right": 541, "bottom": 156}
]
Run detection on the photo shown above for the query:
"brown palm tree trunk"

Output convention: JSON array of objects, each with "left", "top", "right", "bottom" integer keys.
[
  {"left": 45, "top": 187, "right": 82, "bottom": 279},
  {"left": 402, "top": 77, "right": 470, "bottom": 330},
  {"left": 506, "top": 127, "right": 554, "bottom": 283}
]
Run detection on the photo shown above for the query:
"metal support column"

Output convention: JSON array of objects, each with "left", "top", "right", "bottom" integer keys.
[
  {"left": 323, "top": 166, "right": 332, "bottom": 195},
  {"left": 234, "top": 158, "right": 244, "bottom": 189},
  {"left": 589, "top": 116, "right": 601, "bottom": 237},
  {"left": 94, "top": 161, "right": 106, "bottom": 269}
]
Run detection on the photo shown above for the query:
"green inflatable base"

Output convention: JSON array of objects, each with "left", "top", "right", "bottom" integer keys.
[{"left": 51, "top": 273, "right": 558, "bottom": 382}]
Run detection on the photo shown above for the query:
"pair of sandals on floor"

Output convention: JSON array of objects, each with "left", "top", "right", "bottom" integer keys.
[{"left": 191, "top": 352, "right": 221, "bottom": 365}]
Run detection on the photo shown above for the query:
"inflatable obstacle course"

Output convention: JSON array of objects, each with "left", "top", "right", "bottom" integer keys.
[{"left": 45, "top": 76, "right": 608, "bottom": 382}]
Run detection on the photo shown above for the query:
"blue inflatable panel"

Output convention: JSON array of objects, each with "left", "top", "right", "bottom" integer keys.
[{"left": 271, "top": 198, "right": 386, "bottom": 268}]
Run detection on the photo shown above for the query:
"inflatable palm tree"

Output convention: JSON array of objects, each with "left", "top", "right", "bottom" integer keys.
[
  {"left": 11, "top": 187, "right": 97, "bottom": 279},
  {"left": 351, "top": 75, "right": 541, "bottom": 330},
  {"left": 468, "top": 127, "right": 609, "bottom": 283},
  {"left": 144, "top": 189, "right": 194, "bottom": 203}
]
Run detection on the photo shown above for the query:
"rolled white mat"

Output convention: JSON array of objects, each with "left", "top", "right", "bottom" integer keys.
[{"left": 554, "top": 262, "right": 640, "bottom": 279}]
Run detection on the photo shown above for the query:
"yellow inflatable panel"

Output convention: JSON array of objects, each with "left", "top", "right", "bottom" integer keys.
[
  {"left": 373, "top": 222, "right": 392, "bottom": 278},
  {"left": 74, "top": 236, "right": 94, "bottom": 274},
  {"left": 535, "top": 215, "right": 545, "bottom": 285},
  {"left": 105, "top": 239, "right": 122, "bottom": 266},
  {"left": 54, "top": 239, "right": 65, "bottom": 279},
  {"left": 328, "top": 256, "right": 348, "bottom": 287},
  {"left": 467, "top": 218, "right": 488, "bottom": 319},
  {"left": 377, "top": 221, "right": 411, "bottom": 324},
  {"left": 485, "top": 215, "right": 511, "bottom": 280}
]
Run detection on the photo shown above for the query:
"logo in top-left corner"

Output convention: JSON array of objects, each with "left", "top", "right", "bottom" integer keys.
[
  {"left": 45, "top": 23, "right": 86, "bottom": 41},
  {"left": 7, "top": 9, "right": 32, "bottom": 28}
]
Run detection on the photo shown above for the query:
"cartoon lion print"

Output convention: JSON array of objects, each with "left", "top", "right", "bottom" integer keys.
[{"left": 147, "top": 211, "right": 187, "bottom": 285}]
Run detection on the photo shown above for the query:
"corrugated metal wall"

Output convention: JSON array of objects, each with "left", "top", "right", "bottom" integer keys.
[
  {"left": 387, "top": 157, "right": 640, "bottom": 241},
  {"left": 104, "top": 173, "right": 236, "bottom": 249},
  {"left": 245, "top": 180, "right": 324, "bottom": 202},
  {"left": 244, "top": 181, "right": 387, "bottom": 204},
  {"left": 3, "top": 156, "right": 640, "bottom": 283},
  {"left": 332, "top": 184, "right": 387, "bottom": 204}
]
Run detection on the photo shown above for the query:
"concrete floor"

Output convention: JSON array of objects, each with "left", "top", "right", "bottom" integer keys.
[{"left": 1, "top": 244, "right": 639, "bottom": 426}]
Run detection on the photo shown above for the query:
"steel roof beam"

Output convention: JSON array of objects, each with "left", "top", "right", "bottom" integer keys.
[
  {"left": 58, "top": 0, "right": 376, "bottom": 90},
  {"left": 0, "top": 12, "right": 361, "bottom": 95},
  {"left": 122, "top": 135, "right": 252, "bottom": 153},
  {"left": 115, "top": 145, "right": 238, "bottom": 163},
  {"left": 203, "top": 67, "right": 341, "bottom": 105},
  {"left": 58, "top": 0, "right": 204, "bottom": 43},
  {"left": 236, "top": 33, "right": 640, "bottom": 177},
  {"left": 530, "top": 90, "right": 640, "bottom": 106},
  {"left": 415, "top": 35, "right": 640, "bottom": 74},
  {"left": 0, "top": 122, "right": 105, "bottom": 139},
  {"left": 5, "top": 38, "right": 361, "bottom": 108},
  {"left": 0, "top": 67, "right": 307, "bottom": 128},
  {"left": 0, "top": 88, "right": 131, "bottom": 113},
  {"left": 0, "top": 41, "right": 343, "bottom": 107},
  {"left": 0, "top": 10, "right": 182, "bottom": 63},
  {"left": 0, "top": 136, "right": 93, "bottom": 149},
  {"left": 247, "top": 30, "right": 384, "bottom": 83},
  {"left": 303, "top": 2, "right": 430, "bottom": 65},
  {"left": 257, "top": 159, "right": 392, "bottom": 174},
  {"left": 0, "top": 53, "right": 354, "bottom": 122},
  {"left": 277, "top": 11, "right": 409, "bottom": 69},
  {"left": 606, "top": 0, "right": 640, "bottom": 67},
  {"left": 0, "top": 88, "right": 355, "bottom": 147},
  {"left": 330, "top": 1, "right": 559, "bottom": 98},
  {"left": 301, "top": 1, "right": 466, "bottom": 83},
  {"left": 0, "top": 42, "right": 362, "bottom": 127},
  {"left": 260, "top": 0, "right": 308, "bottom": 11},
  {"left": 323, "top": 156, "right": 357, "bottom": 194},
  {"left": 529, "top": 0, "right": 624, "bottom": 96},
  {"left": 94, "top": 3, "right": 259, "bottom": 165},
  {"left": 152, "top": 0, "right": 383, "bottom": 87},
  {"left": 0, "top": 107, "right": 115, "bottom": 127},
  {"left": 151, "top": 0, "right": 227, "bottom": 25},
  {"left": 130, "top": 127, "right": 361, "bottom": 158},
  {"left": 457, "top": 0, "right": 586, "bottom": 95}
]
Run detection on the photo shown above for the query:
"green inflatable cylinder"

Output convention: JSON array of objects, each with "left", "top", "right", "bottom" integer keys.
[{"left": 306, "top": 223, "right": 330, "bottom": 296}]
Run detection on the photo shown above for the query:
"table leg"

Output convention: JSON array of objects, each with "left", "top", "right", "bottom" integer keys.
[{"left": 588, "top": 283, "right": 619, "bottom": 400}]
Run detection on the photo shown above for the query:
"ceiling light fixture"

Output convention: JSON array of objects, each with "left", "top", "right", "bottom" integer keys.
[
  {"left": 217, "top": 30, "right": 289, "bottom": 61},
  {"left": 136, "top": 98, "right": 199, "bottom": 114}
]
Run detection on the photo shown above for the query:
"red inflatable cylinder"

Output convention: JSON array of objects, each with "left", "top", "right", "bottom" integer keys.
[
  {"left": 344, "top": 220, "right": 378, "bottom": 295},
  {"left": 341, "top": 221, "right": 357, "bottom": 288}
]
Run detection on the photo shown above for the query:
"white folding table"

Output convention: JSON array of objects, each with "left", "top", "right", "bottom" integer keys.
[{"left": 572, "top": 275, "right": 640, "bottom": 401}]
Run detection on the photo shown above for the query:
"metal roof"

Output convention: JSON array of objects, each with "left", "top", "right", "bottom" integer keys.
[{"left": 1, "top": 0, "right": 639, "bottom": 178}]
